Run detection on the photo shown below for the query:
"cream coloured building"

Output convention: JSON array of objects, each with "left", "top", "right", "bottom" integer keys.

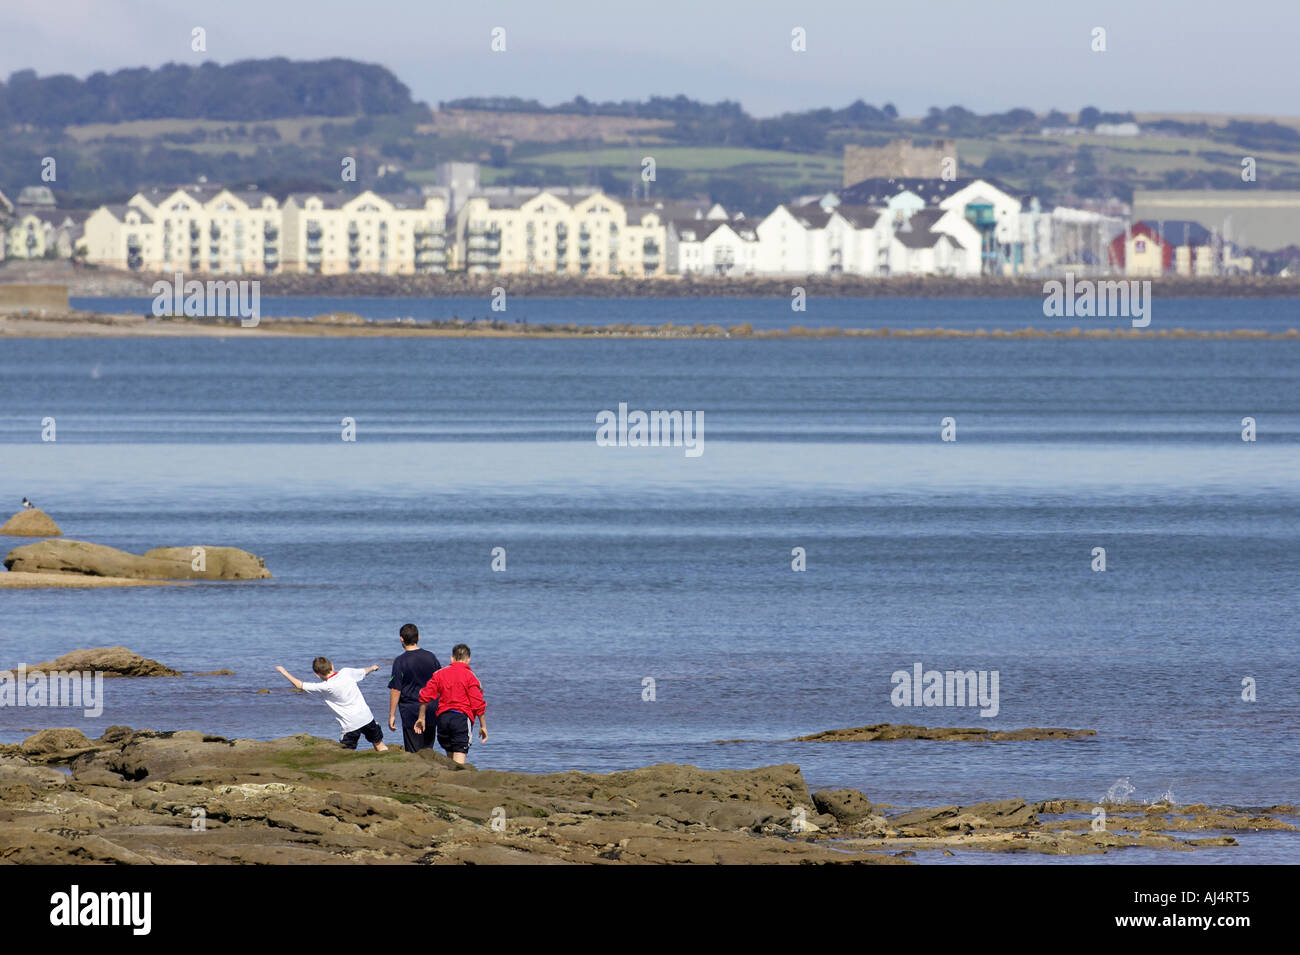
[
  {"left": 83, "top": 186, "right": 450, "bottom": 275},
  {"left": 83, "top": 185, "right": 282, "bottom": 274},
  {"left": 454, "top": 190, "right": 668, "bottom": 276},
  {"left": 5, "top": 210, "right": 86, "bottom": 260},
  {"left": 280, "top": 190, "right": 449, "bottom": 275}
]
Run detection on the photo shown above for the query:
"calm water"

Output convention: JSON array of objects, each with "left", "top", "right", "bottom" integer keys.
[
  {"left": 71, "top": 294, "right": 1300, "bottom": 332},
  {"left": 2, "top": 315, "right": 1299, "bottom": 862}
]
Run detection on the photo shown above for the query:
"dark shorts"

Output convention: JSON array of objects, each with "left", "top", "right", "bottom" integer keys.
[
  {"left": 399, "top": 701, "right": 437, "bottom": 753},
  {"left": 435, "top": 709, "right": 473, "bottom": 754},
  {"left": 340, "top": 719, "right": 383, "bottom": 749}
]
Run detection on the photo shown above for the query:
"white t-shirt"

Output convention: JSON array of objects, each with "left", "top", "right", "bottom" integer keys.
[{"left": 300, "top": 667, "right": 374, "bottom": 733}]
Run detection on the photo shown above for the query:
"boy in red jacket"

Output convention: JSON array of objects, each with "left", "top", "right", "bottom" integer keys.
[{"left": 413, "top": 644, "right": 487, "bottom": 764}]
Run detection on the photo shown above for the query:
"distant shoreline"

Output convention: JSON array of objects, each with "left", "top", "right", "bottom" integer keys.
[{"left": 3, "top": 311, "right": 1298, "bottom": 340}]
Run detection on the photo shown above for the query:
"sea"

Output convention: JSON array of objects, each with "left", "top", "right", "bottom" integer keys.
[{"left": 2, "top": 295, "right": 1298, "bottom": 864}]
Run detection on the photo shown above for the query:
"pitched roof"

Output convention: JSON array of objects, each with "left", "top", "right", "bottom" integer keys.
[
  {"left": 838, "top": 176, "right": 1017, "bottom": 207},
  {"left": 669, "top": 218, "right": 730, "bottom": 242},
  {"left": 834, "top": 205, "right": 884, "bottom": 229},
  {"left": 18, "top": 208, "right": 88, "bottom": 226},
  {"left": 286, "top": 192, "right": 348, "bottom": 209},
  {"left": 1138, "top": 219, "right": 1213, "bottom": 246},
  {"left": 103, "top": 204, "right": 154, "bottom": 224},
  {"left": 893, "top": 208, "right": 961, "bottom": 249},
  {"left": 786, "top": 204, "right": 833, "bottom": 229}
]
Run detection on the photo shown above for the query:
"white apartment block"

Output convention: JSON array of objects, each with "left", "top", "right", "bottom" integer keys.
[
  {"left": 280, "top": 191, "right": 449, "bottom": 275},
  {"left": 671, "top": 217, "right": 760, "bottom": 276},
  {"left": 83, "top": 186, "right": 449, "bottom": 275},
  {"left": 83, "top": 186, "right": 282, "bottom": 274},
  {"left": 453, "top": 190, "right": 668, "bottom": 276}
]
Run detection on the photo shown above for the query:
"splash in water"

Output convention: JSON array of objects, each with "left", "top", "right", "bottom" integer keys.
[{"left": 1102, "top": 777, "right": 1136, "bottom": 804}]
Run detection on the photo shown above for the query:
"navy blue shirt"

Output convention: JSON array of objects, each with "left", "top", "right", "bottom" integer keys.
[{"left": 388, "top": 648, "right": 442, "bottom": 707}]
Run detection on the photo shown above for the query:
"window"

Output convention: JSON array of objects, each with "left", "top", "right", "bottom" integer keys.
[{"left": 1135, "top": 240, "right": 1146, "bottom": 252}]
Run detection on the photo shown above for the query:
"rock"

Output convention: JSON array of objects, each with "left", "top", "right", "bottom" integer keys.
[
  {"left": 795, "top": 724, "right": 1096, "bottom": 742},
  {"left": 0, "top": 755, "right": 70, "bottom": 786},
  {"left": 891, "top": 798, "right": 1037, "bottom": 831},
  {"left": 812, "top": 788, "right": 874, "bottom": 825},
  {"left": 142, "top": 546, "right": 271, "bottom": 579},
  {"left": 20, "top": 728, "right": 91, "bottom": 755},
  {"left": 3, "top": 539, "right": 271, "bottom": 580},
  {"left": 0, "top": 508, "right": 62, "bottom": 537},
  {"left": 4, "top": 647, "right": 181, "bottom": 678}
]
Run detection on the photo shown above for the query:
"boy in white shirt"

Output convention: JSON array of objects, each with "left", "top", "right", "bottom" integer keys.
[{"left": 275, "top": 657, "right": 389, "bottom": 751}]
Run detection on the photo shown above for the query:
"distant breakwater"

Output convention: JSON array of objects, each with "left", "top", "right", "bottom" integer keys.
[{"left": 125, "top": 272, "right": 1300, "bottom": 299}]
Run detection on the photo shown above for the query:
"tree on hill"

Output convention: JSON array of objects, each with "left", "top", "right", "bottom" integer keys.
[{"left": 0, "top": 58, "right": 414, "bottom": 127}]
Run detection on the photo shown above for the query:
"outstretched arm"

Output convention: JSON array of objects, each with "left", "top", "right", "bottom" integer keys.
[{"left": 274, "top": 666, "right": 304, "bottom": 690}]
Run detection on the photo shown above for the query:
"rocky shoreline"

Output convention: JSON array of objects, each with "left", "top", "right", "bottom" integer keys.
[{"left": 1, "top": 726, "right": 1291, "bottom": 864}]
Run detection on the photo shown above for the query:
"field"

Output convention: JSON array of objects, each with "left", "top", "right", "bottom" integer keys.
[{"left": 63, "top": 115, "right": 354, "bottom": 144}]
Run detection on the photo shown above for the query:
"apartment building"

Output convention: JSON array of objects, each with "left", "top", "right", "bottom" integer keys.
[
  {"left": 4, "top": 209, "right": 86, "bottom": 260},
  {"left": 83, "top": 185, "right": 282, "bottom": 274},
  {"left": 454, "top": 189, "right": 668, "bottom": 276},
  {"left": 280, "top": 191, "right": 450, "bottom": 275},
  {"left": 671, "top": 217, "right": 761, "bottom": 276}
]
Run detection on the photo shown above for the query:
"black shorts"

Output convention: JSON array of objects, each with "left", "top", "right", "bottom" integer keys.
[
  {"left": 435, "top": 710, "right": 473, "bottom": 754},
  {"left": 399, "top": 701, "right": 437, "bottom": 753},
  {"left": 340, "top": 719, "right": 383, "bottom": 749}
]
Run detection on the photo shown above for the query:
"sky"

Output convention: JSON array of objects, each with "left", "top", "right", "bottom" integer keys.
[{"left": 2, "top": 0, "right": 1297, "bottom": 118}]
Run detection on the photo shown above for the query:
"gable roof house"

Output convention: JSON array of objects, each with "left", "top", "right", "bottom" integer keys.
[
  {"left": 1107, "top": 220, "right": 1228, "bottom": 276},
  {"left": 887, "top": 207, "right": 978, "bottom": 276},
  {"left": 669, "top": 218, "right": 758, "bottom": 276}
]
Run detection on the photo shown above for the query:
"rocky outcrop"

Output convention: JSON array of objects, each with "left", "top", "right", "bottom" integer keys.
[
  {"left": 18, "top": 728, "right": 92, "bottom": 755},
  {"left": 890, "top": 798, "right": 1039, "bottom": 832},
  {"left": 3, "top": 647, "right": 182, "bottom": 678},
  {"left": 3, "top": 539, "right": 271, "bottom": 580},
  {"left": 0, "top": 729, "right": 898, "bottom": 865},
  {"left": 795, "top": 724, "right": 1097, "bottom": 742},
  {"left": 812, "top": 788, "right": 874, "bottom": 825},
  {"left": 0, "top": 508, "right": 61, "bottom": 537},
  {"left": 0, "top": 727, "right": 1280, "bottom": 865}
]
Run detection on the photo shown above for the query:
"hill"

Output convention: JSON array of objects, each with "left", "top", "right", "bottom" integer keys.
[{"left": 0, "top": 58, "right": 414, "bottom": 127}]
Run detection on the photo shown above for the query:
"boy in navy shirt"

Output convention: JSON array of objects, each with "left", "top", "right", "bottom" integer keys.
[{"left": 387, "top": 623, "right": 442, "bottom": 753}]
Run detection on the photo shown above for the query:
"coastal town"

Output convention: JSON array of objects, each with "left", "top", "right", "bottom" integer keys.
[{"left": 0, "top": 138, "right": 1268, "bottom": 282}]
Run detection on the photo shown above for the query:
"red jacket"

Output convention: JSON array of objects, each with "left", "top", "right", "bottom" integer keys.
[{"left": 418, "top": 661, "right": 485, "bottom": 721}]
